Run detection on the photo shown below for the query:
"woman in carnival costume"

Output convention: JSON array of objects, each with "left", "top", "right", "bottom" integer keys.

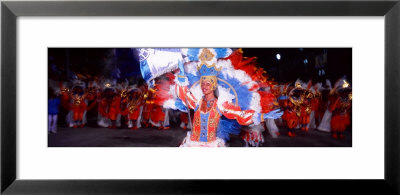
[
  {"left": 138, "top": 48, "right": 282, "bottom": 147},
  {"left": 173, "top": 48, "right": 282, "bottom": 147}
]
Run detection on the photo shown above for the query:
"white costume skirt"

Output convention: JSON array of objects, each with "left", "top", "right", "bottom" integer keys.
[
  {"left": 180, "top": 132, "right": 225, "bottom": 147},
  {"left": 307, "top": 111, "right": 316, "bottom": 129},
  {"left": 317, "top": 109, "right": 332, "bottom": 132},
  {"left": 266, "top": 118, "right": 279, "bottom": 138}
]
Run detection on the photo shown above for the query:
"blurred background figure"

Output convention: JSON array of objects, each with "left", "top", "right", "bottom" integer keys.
[
  {"left": 317, "top": 79, "right": 333, "bottom": 132},
  {"left": 48, "top": 88, "right": 61, "bottom": 133},
  {"left": 180, "top": 111, "right": 190, "bottom": 130},
  {"left": 329, "top": 78, "right": 352, "bottom": 139},
  {"left": 122, "top": 86, "right": 145, "bottom": 130},
  {"left": 69, "top": 80, "right": 87, "bottom": 128}
]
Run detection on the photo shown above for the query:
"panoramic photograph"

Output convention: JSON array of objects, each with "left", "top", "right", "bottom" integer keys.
[{"left": 48, "top": 48, "right": 352, "bottom": 147}]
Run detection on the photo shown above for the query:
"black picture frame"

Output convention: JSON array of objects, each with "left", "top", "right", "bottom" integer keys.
[{"left": 1, "top": 0, "right": 399, "bottom": 194}]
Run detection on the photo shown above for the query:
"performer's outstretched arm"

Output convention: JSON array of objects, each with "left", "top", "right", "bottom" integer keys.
[
  {"left": 220, "top": 101, "right": 283, "bottom": 126},
  {"left": 220, "top": 101, "right": 255, "bottom": 125},
  {"left": 175, "top": 82, "right": 197, "bottom": 110}
]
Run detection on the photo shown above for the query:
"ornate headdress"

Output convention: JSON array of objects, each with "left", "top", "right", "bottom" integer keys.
[
  {"left": 196, "top": 49, "right": 224, "bottom": 90},
  {"left": 102, "top": 79, "right": 117, "bottom": 91}
]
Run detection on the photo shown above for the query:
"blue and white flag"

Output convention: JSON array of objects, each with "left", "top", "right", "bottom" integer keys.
[{"left": 137, "top": 48, "right": 183, "bottom": 84}]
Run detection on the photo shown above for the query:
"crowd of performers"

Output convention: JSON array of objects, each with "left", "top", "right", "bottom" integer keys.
[
  {"left": 48, "top": 48, "right": 352, "bottom": 147},
  {"left": 49, "top": 78, "right": 179, "bottom": 132},
  {"left": 275, "top": 78, "right": 352, "bottom": 140}
]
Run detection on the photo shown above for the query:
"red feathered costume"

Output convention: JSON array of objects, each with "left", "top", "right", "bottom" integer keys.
[
  {"left": 98, "top": 97, "right": 109, "bottom": 121},
  {"left": 298, "top": 82, "right": 313, "bottom": 131},
  {"left": 227, "top": 49, "right": 277, "bottom": 146},
  {"left": 299, "top": 106, "right": 311, "bottom": 131},
  {"left": 120, "top": 89, "right": 145, "bottom": 130},
  {"left": 69, "top": 85, "right": 87, "bottom": 128},
  {"left": 108, "top": 96, "right": 121, "bottom": 128},
  {"left": 141, "top": 91, "right": 153, "bottom": 128},
  {"left": 282, "top": 105, "right": 299, "bottom": 137},
  {"left": 329, "top": 94, "right": 351, "bottom": 139},
  {"left": 150, "top": 74, "right": 175, "bottom": 130},
  {"left": 311, "top": 94, "right": 321, "bottom": 126},
  {"left": 71, "top": 94, "right": 87, "bottom": 125}
]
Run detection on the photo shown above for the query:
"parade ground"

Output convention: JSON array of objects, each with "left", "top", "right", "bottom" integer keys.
[{"left": 48, "top": 124, "right": 352, "bottom": 147}]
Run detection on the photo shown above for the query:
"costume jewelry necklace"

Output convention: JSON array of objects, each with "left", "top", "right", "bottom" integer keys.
[{"left": 206, "top": 98, "right": 215, "bottom": 108}]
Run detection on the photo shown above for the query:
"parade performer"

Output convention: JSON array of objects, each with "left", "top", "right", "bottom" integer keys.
[
  {"left": 283, "top": 81, "right": 304, "bottom": 137},
  {"left": 85, "top": 80, "right": 99, "bottom": 124},
  {"left": 108, "top": 85, "right": 121, "bottom": 129},
  {"left": 48, "top": 88, "right": 61, "bottom": 133},
  {"left": 148, "top": 75, "right": 175, "bottom": 130},
  {"left": 315, "top": 82, "right": 328, "bottom": 127},
  {"left": 69, "top": 80, "right": 87, "bottom": 128},
  {"left": 277, "top": 84, "right": 290, "bottom": 127},
  {"left": 263, "top": 85, "right": 282, "bottom": 138},
  {"left": 283, "top": 101, "right": 299, "bottom": 137},
  {"left": 317, "top": 79, "right": 333, "bottom": 132},
  {"left": 175, "top": 48, "right": 282, "bottom": 147},
  {"left": 298, "top": 80, "right": 313, "bottom": 132},
  {"left": 97, "top": 80, "right": 116, "bottom": 128},
  {"left": 117, "top": 80, "right": 130, "bottom": 128},
  {"left": 48, "top": 79, "right": 70, "bottom": 110},
  {"left": 139, "top": 48, "right": 282, "bottom": 147},
  {"left": 137, "top": 48, "right": 282, "bottom": 146},
  {"left": 141, "top": 87, "right": 155, "bottom": 128},
  {"left": 329, "top": 78, "right": 352, "bottom": 139},
  {"left": 121, "top": 86, "right": 145, "bottom": 130},
  {"left": 308, "top": 83, "right": 322, "bottom": 129},
  {"left": 48, "top": 80, "right": 71, "bottom": 127}
]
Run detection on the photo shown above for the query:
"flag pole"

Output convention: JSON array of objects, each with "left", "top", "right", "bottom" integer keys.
[{"left": 185, "top": 96, "right": 192, "bottom": 130}]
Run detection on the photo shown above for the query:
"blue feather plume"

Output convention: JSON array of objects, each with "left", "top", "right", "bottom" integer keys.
[{"left": 217, "top": 116, "right": 241, "bottom": 142}]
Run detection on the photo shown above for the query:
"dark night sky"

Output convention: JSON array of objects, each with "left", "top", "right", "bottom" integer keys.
[
  {"left": 242, "top": 48, "right": 351, "bottom": 83},
  {"left": 48, "top": 48, "right": 351, "bottom": 84}
]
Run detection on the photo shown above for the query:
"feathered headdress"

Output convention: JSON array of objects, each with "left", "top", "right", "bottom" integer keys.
[
  {"left": 101, "top": 79, "right": 117, "bottom": 91},
  {"left": 333, "top": 77, "right": 352, "bottom": 96}
]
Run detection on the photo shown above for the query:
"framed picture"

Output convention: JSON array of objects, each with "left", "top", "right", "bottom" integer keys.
[{"left": 2, "top": 0, "right": 399, "bottom": 194}]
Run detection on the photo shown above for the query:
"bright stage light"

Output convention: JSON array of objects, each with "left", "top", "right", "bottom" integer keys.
[{"left": 276, "top": 54, "right": 281, "bottom": 60}]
